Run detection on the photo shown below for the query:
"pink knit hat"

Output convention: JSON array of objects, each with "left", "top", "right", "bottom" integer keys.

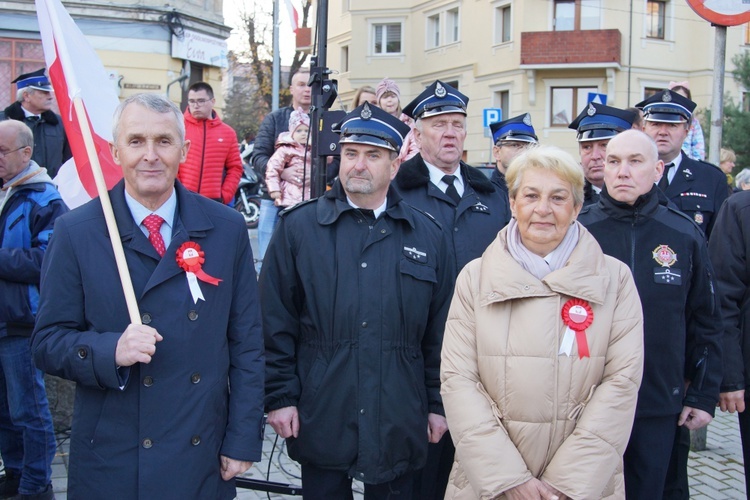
[
  {"left": 289, "top": 107, "right": 310, "bottom": 134},
  {"left": 376, "top": 77, "right": 400, "bottom": 103}
]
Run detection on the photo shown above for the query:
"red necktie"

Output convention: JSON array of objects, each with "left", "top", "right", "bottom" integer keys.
[{"left": 143, "top": 214, "right": 166, "bottom": 257}]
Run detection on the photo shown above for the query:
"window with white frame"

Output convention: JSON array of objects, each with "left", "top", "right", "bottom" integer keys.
[
  {"left": 428, "top": 15, "right": 440, "bottom": 49},
  {"left": 447, "top": 8, "right": 460, "bottom": 43},
  {"left": 646, "top": 0, "right": 667, "bottom": 39},
  {"left": 424, "top": 5, "right": 461, "bottom": 49},
  {"left": 372, "top": 22, "right": 403, "bottom": 55},
  {"left": 553, "top": 0, "right": 600, "bottom": 31},
  {"left": 341, "top": 45, "right": 349, "bottom": 73},
  {"left": 494, "top": 3, "right": 512, "bottom": 44},
  {"left": 494, "top": 90, "right": 510, "bottom": 121},
  {"left": 551, "top": 86, "right": 597, "bottom": 126}
]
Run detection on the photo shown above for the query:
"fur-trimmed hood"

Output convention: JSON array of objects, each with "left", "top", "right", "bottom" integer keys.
[
  {"left": 1, "top": 101, "right": 60, "bottom": 125},
  {"left": 395, "top": 154, "right": 495, "bottom": 194}
]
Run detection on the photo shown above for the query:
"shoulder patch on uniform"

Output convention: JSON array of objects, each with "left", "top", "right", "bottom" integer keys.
[
  {"left": 279, "top": 197, "right": 317, "bottom": 218},
  {"left": 664, "top": 205, "right": 705, "bottom": 234}
]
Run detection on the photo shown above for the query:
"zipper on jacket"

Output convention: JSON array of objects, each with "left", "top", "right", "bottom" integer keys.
[
  {"left": 197, "top": 120, "right": 207, "bottom": 193},
  {"left": 693, "top": 347, "right": 709, "bottom": 391},
  {"left": 8, "top": 214, "right": 24, "bottom": 231},
  {"left": 629, "top": 209, "right": 640, "bottom": 273}
]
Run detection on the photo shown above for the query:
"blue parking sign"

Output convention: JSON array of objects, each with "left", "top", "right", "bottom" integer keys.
[
  {"left": 587, "top": 93, "right": 607, "bottom": 105},
  {"left": 483, "top": 108, "right": 502, "bottom": 128}
]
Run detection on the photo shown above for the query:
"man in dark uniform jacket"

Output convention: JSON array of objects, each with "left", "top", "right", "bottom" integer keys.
[
  {"left": 261, "top": 103, "right": 454, "bottom": 499},
  {"left": 638, "top": 89, "right": 727, "bottom": 239},
  {"left": 578, "top": 130, "right": 721, "bottom": 499},
  {"left": 395, "top": 80, "right": 510, "bottom": 274},
  {"left": 569, "top": 102, "right": 636, "bottom": 207},
  {"left": 0, "top": 69, "right": 71, "bottom": 178},
  {"left": 393, "top": 81, "right": 509, "bottom": 498},
  {"left": 488, "top": 113, "right": 537, "bottom": 197}
]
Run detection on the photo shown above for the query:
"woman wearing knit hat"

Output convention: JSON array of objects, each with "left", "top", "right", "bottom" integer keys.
[
  {"left": 375, "top": 77, "right": 420, "bottom": 163},
  {"left": 265, "top": 108, "right": 312, "bottom": 208}
]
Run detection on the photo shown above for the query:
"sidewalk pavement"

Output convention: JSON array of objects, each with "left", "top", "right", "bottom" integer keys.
[{"left": 42, "top": 410, "right": 745, "bottom": 499}]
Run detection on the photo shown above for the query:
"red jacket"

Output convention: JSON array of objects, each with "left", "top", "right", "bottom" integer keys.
[{"left": 178, "top": 109, "right": 242, "bottom": 204}]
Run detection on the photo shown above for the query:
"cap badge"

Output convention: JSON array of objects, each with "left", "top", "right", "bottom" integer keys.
[
  {"left": 652, "top": 245, "right": 677, "bottom": 267},
  {"left": 435, "top": 82, "right": 447, "bottom": 98},
  {"left": 662, "top": 92, "right": 672, "bottom": 103},
  {"left": 523, "top": 114, "right": 532, "bottom": 126},
  {"left": 587, "top": 102, "right": 596, "bottom": 116},
  {"left": 360, "top": 102, "right": 372, "bottom": 120}
]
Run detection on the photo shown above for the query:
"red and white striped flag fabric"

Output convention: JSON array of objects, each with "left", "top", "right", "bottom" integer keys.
[
  {"left": 284, "top": 0, "right": 299, "bottom": 33},
  {"left": 36, "top": 0, "right": 122, "bottom": 209}
]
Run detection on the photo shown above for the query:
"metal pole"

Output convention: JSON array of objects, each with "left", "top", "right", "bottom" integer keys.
[
  {"left": 272, "top": 0, "right": 280, "bottom": 112},
  {"left": 309, "top": 0, "right": 330, "bottom": 197},
  {"left": 708, "top": 25, "right": 727, "bottom": 165}
]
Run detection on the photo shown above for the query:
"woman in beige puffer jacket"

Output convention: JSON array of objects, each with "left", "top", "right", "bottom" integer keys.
[{"left": 441, "top": 146, "right": 644, "bottom": 500}]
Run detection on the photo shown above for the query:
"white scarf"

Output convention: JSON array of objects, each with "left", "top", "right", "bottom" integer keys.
[{"left": 506, "top": 218, "right": 580, "bottom": 281}]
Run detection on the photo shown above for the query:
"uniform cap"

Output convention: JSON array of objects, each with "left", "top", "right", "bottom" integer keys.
[
  {"left": 12, "top": 68, "right": 53, "bottom": 92},
  {"left": 568, "top": 102, "right": 637, "bottom": 142},
  {"left": 333, "top": 102, "right": 411, "bottom": 152},
  {"left": 489, "top": 113, "right": 538, "bottom": 144},
  {"left": 402, "top": 80, "right": 468, "bottom": 120},
  {"left": 636, "top": 89, "right": 696, "bottom": 123}
]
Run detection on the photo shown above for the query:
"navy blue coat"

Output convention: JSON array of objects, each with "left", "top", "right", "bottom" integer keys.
[
  {"left": 662, "top": 152, "right": 728, "bottom": 239},
  {"left": 708, "top": 191, "right": 750, "bottom": 394},
  {"left": 31, "top": 181, "right": 265, "bottom": 499},
  {"left": 261, "top": 184, "right": 454, "bottom": 485},
  {"left": 579, "top": 186, "right": 722, "bottom": 417},
  {"left": 394, "top": 155, "right": 510, "bottom": 273}
]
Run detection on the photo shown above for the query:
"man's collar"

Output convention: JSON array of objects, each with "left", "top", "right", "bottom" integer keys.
[
  {"left": 124, "top": 188, "right": 177, "bottom": 228},
  {"left": 424, "top": 160, "right": 463, "bottom": 188}
]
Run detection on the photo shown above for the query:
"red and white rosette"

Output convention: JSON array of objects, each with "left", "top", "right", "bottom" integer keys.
[
  {"left": 559, "top": 298, "right": 594, "bottom": 359},
  {"left": 176, "top": 242, "right": 222, "bottom": 303}
]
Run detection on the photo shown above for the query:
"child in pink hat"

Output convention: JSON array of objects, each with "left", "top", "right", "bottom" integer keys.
[
  {"left": 265, "top": 108, "right": 312, "bottom": 208},
  {"left": 375, "top": 77, "right": 419, "bottom": 163}
]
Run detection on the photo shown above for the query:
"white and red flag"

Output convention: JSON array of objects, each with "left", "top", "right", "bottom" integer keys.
[
  {"left": 36, "top": 0, "right": 122, "bottom": 209},
  {"left": 284, "top": 0, "right": 300, "bottom": 33}
]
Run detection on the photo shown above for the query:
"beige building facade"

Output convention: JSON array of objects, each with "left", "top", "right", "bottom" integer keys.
[
  {"left": 0, "top": 0, "right": 232, "bottom": 111},
  {"left": 327, "top": 0, "right": 750, "bottom": 163}
]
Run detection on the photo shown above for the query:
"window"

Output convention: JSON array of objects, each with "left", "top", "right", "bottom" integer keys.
[
  {"left": 494, "top": 4, "right": 512, "bottom": 44},
  {"left": 646, "top": 1, "right": 666, "bottom": 39},
  {"left": 743, "top": 91, "right": 750, "bottom": 113},
  {"left": 447, "top": 8, "right": 460, "bottom": 43},
  {"left": 551, "top": 86, "right": 597, "bottom": 126},
  {"left": 494, "top": 90, "right": 510, "bottom": 121},
  {"left": 643, "top": 87, "right": 661, "bottom": 100},
  {"left": 0, "top": 38, "right": 45, "bottom": 107},
  {"left": 554, "top": 0, "right": 600, "bottom": 31},
  {"left": 744, "top": 21, "right": 750, "bottom": 45},
  {"left": 425, "top": 6, "right": 461, "bottom": 48},
  {"left": 372, "top": 23, "right": 402, "bottom": 55},
  {"left": 428, "top": 15, "right": 440, "bottom": 48},
  {"left": 341, "top": 45, "right": 349, "bottom": 73}
]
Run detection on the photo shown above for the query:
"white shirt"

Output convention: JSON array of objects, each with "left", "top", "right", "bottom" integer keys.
[
  {"left": 124, "top": 188, "right": 177, "bottom": 249},
  {"left": 425, "top": 161, "right": 465, "bottom": 198},
  {"left": 347, "top": 196, "right": 388, "bottom": 219},
  {"left": 664, "top": 153, "right": 683, "bottom": 185}
]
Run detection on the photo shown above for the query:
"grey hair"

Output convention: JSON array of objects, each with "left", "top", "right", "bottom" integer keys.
[
  {"left": 112, "top": 93, "right": 185, "bottom": 143},
  {"left": 736, "top": 168, "right": 750, "bottom": 189},
  {"left": 16, "top": 88, "right": 31, "bottom": 102}
]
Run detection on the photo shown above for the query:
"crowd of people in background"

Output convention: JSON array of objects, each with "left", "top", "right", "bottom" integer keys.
[{"left": 3, "top": 64, "right": 750, "bottom": 500}]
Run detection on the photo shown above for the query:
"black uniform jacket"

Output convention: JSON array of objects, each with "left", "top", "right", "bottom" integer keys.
[
  {"left": 490, "top": 168, "right": 508, "bottom": 197},
  {"left": 708, "top": 191, "right": 750, "bottom": 394},
  {"left": 394, "top": 154, "right": 510, "bottom": 273},
  {"left": 663, "top": 152, "right": 728, "bottom": 239},
  {"left": 579, "top": 185, "right": 722, "bottom": 417},
  {"left": 260, "top": 183, "right": 454, "bottom": 484}
]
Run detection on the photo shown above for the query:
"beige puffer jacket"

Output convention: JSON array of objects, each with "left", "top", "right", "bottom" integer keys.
[{"left": 441, "top": 224, "right": 644, "bottom": 500}]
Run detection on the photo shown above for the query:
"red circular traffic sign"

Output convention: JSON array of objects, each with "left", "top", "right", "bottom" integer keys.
[{"left": 687, "top": 0, "right": 750, "bottom": 26}]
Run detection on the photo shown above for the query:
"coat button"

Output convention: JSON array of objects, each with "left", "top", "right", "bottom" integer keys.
[
  {"left": 142, "top": 438, "right": 153, "bottom": 449},
  {"left": 454, "top": 227, "right": 459, "bottom": 232},
  {"left": 360, "top": 409, "right": 365, "bottom": 414},
  {"left": 524, "top": 285, "right": 530, "bottom": 290},
  {"left": 380, "top": 229, "right": 386, "bottom": 234},
  {"left": 361, "top": 322, "right": 367, "bottom": 328},
  {"left": 77, "top": 348, "right": 87, "bottom": 359},
  {"left": 143, "top": 376, "right": 153, "bottom": 387},
  {"left": 191, "top": 373, "right": 201, "bottom": 384},
  {"left": 188, "top": 310, "right": 198, "bottom": 321},
  {"left": 191, "top": 435, "right": 201, "bottom": 446},
  {"left": 361, "top": 262, "right": 367, "bottom": 268},
  {"left": 488, "top": 292, "right": 497, "bottom": 299},
  {"left": 141, "top": 313, "right": 152, "bottom": 324}
]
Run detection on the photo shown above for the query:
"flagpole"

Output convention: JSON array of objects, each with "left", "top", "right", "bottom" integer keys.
[
  {"left": 72, "top": 97, "right": 141, "bottom": 325},
  {"left": 272, "top": 0, "right": 280, "bottom": 111}
]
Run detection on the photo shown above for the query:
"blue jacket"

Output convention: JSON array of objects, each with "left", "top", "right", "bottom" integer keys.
[
  {"left": 31, "top": 180, "right": 264, "bottom": 499},
  {"left": 394, "top": 154, "right": 510, "bottom": 273},
  {"left": 579, "top": 186, "right": 722, "bottom": 417},
  {"left": 261, "top": 183, "right": 454, "bottom": 484},
  {"left": 0, "top": 161, "right": 67, "bottom": 337}
]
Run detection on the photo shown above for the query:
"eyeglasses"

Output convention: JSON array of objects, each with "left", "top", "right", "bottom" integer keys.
[
  {"left": 188, "top": 99, "right": 211, "bottom": 106},
  {"left": 0, "top": 147, "right": 26, "bottom": 159}
]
